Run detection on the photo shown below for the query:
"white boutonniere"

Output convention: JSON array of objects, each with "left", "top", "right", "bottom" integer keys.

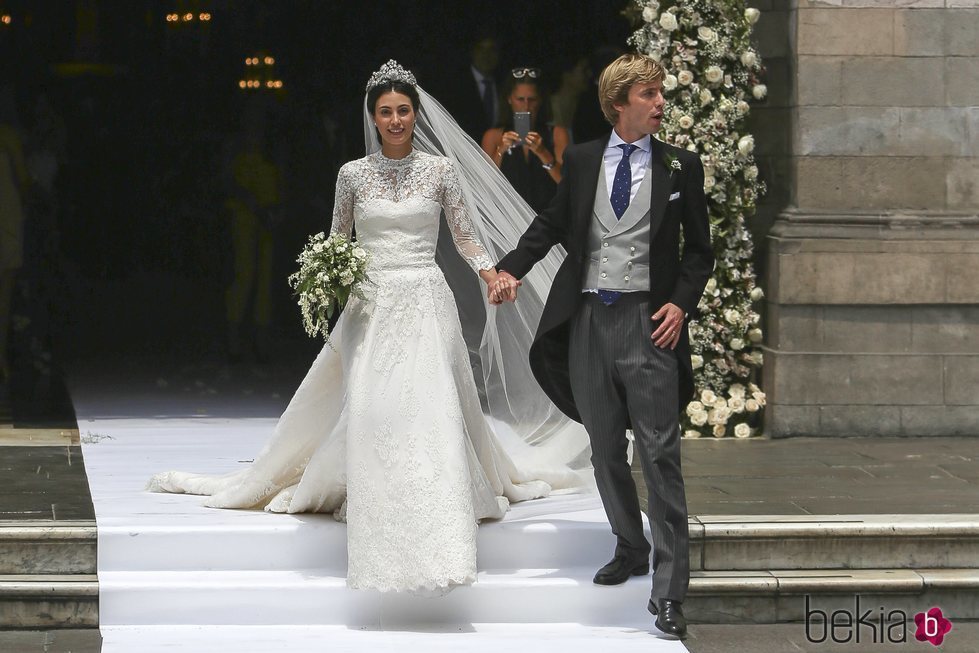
[{"left": 665, "top": 153, "right": 681, "bottom": 175}]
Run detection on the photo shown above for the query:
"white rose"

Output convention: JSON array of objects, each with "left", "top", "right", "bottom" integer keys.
[
  {"left": 683, "top": 429, "right": 702, "bottom": 439},
  {"left": 663, "top": 74, "right": 678, "bottom": 91},
  {"left": 699, "top": 88, "right": 714, "bottom": 106},
  {"left": 686, "top": 400, "right": 705, "bottom": 416},
  {"left": 729, "top": 397, "right": 746, "bottom": 413},
  {"left": 745, "top": 165, "right": 759, "bottom": 181},
  {"left": 751, "top": 351, "right": 764, "bottom": 366},
  {"left": 659, "top": 11, "right": 678, "bottom": 31},
  {"left": 745, "top": 7, "right": 761, "bottom": 24},
  {"left": 749, "top": 382, "right": 761, "bottom": 393},
  {"left": 340, "top": 271, "right": 355, "bottom": 286},
  {"left": 748, "top": 328, "right": 763, "bottom": 343},
  {"left": 677, "top": 70, "right": 694, "bottom": 86},
  {"left": 642, "top": 6, "right": 658, "bottom": 22},
  {"left": 686, "top": 143, "right": 697, "bottom": 151},
  {"left": 712, "top": 424, "right": 727, "bottom": 438},
  {"left": 708, "top": 407, "right": 731, "bottom": 425},
  {"left": 745, "top": 398, "right": 760, "bottom": 412},
  {"left": 738, "top": 135, "right": 755, "bottom": 155},
  {"left": 752, "top": 390, "right": 767, "bottom": 406},
  {"left": 737, "top": 100, "right": 750, "bottom": 114},
  {"left": 750, "top": 287, "right": 765, "bottom": 301},
  {"left": 724, "top": 309, "right": 740, "bottom": 325},
  {"left": 740, "top": 50, "right": 757, "bottom": 68},
  {"left": 704, "top": 175, "right": 716, "bottom": 189},
  {"left": 752, "top": 84, "right": 768, "bottom": 100},
  {"left": 729, "top": 383, "right": 746, "bottom": 399},
  {"left": 705, "top": 65, "right": 723, "bottom": 84},
  {"left": 730, "top": 338, "right": 745, "bottom": 351},
  {"left": 353, "top": 247, "right": 367, "bottom": 258},
  {"left": 701, "top": 389, "right": 717, "bottom": 404},
  {"left": 734, "top": 423, "right": 752, "bottom": 438},
  {"left": 678, "top": 115, "right": 694, "bottom": 129},
  {"left": 705, "top": 277, "right": 717, "bottom": 293},
  {"left": 690, "top": 410, "right": 709, "bottom": 426},
  {"left": 691, "top": 354, "right": 704, "bottom": 369},
  {"left": 697, "top": 26, "right": 716, "bottom": 42}
]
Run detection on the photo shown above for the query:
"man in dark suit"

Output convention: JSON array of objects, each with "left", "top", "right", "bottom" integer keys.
[
  {"left": 490, "top": 53, "right": 714, "bottom": 639},
  {"left": 437, "top": 36, "right": 501, "bottom": 143}
]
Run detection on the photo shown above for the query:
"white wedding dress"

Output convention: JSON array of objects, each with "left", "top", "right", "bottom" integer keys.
[{"left": 148, "top": 149, "right": 579, "bottom": 594}]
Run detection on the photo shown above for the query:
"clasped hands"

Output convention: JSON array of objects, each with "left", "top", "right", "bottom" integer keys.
[{"left": 483, "top": 270, "right": 521, "bottom": 305}]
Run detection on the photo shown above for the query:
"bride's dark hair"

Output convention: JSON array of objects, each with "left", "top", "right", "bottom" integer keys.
[{"left": 367, "top": 80, "right": 421, "bottom": 115}]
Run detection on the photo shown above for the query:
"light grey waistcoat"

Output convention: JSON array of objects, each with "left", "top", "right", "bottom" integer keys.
[{"left": 582, "top": 162, "right": 653, "bottom": 292}]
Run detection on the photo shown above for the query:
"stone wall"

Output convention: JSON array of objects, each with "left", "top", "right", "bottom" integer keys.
[{"left": 763, "top": 0, "right": 979, "bottom": 436}]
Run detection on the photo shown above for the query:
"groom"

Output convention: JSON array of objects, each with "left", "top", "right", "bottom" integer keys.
[{"left": 492, "top": 53, "right": 713, "bottom": 638}]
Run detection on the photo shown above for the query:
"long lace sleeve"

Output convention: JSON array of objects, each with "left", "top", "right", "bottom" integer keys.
[
  {"left": 330, "top": 164, "right": 354, "bottom": 237},
  {"left": 439, "top": 159, "right": 495, "bottom": 273}
]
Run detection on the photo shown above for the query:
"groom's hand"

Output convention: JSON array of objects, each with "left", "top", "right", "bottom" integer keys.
[
  {"left": 651, "top": 303, "right": 685, "bottom": 350},
  {"left": 489, "top": 271, "right": 521, "bottom": 305}
]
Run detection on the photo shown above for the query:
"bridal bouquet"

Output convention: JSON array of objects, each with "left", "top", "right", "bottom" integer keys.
[{"left": 288, "top": 232, "right": 371, "bottom": 341}]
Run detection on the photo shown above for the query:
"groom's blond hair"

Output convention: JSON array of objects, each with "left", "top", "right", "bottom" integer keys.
[{"left": 598, "top": 54, "right": 665, "bottom": 125}]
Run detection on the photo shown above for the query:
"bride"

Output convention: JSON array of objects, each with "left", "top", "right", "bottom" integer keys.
[{"left": 148, "top": 61, "right": 589, "bottom": 594}]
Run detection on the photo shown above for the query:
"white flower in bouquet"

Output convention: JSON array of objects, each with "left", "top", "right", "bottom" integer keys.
[
  {"left": 736, "top": 100, "right": 750, "bottom": 114},
  {"left": 745, "top": 165, "right": 759, "bottom": 181},
  {"left": 740, "top": 50, "right": 757, "bottom": 68},
  {"left": 704, "top": 175, "right": 716, "bottom": 190},
  {"left": 730, "top": 338, "right": 745, "bottom": 351},
  {"left": 697, "top": 26, "right": 717, "bottom": 42},
  {"left": 684, "top": 429, "right": 702, "bottom": 439},
  {"left": 752, "top": 390, "right": 767, "bottom": 406},
  {"left": 712, "top": 424, "right": 727, "bottom": 438},
  {"left": 679, "top": 114, "right": 695, "bottom": 129},
  {"left": 724, "top": 309, "right": 741, "bottom": 325},
  {"left": 677, "top": 69, "right": 695, "bottom": 86},
  {"left": 701, "top": 389, "right": 717, "bottom": 404},
  {"left": 752, "top": 84, "right": 768, "bottom": 100},
  {"left": 288, "top": 231, "right": 372, "bottom": 342},
  {"left": 728, "top": 383, "right": 746, "bottom": 399},
  {"left": 745, "top": 398, "right": 761, "bottom": 412},
  {"left": 663, "top": 74, "right": 679, "bottom": 91},
  {"left": 699, "top": 88, "right": 714, "bottom": 106},
  {"left": 708, "top": 407, "right": 731, "bottom": 425},
  {"left": 643, "top": 5, "right": 658, "bottom": 22},
  {"left": 659, "top": 11, "right": 679, "bottom": 30},
  {"left": 734, "top": 423, "right": 752, "bottom": 438},
  {"left": 728, "top": 396, "right": 746, "bottom": 413},
  {"left": 686, "top": 400, "right": 706, "bottom": 416},
  {"left": 705, "top": 66, "right": 724, "bottom": 84},
  {"left": 750, "top": 287, "right": 765, "bottom": 301},
  {"left": 691, "top": 354, "right": 704, "bottom": 369},
  {"left": 750, "top": 351, "right": 764, "bottom": 365},
  {"left": 748, "top": 328, "right": 763, "bottom": 343},
  {"left": 690, "top": 410, "right": 709, "bottom": 426},
  {"left": 705, "top": 277, "right": 717, "bottom": 293},
  {"left": 745, "top": 7, "right": 761, "bottom": 24},
  {"left": 738, "top": 135, "right": 755, "bottom": 155}
]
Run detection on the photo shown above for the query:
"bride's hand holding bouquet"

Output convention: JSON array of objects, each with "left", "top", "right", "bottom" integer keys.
[{"left": 288, "top": 232, "right": 371, "bottom": 341}]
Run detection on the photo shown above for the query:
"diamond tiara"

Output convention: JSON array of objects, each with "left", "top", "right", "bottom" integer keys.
[{"left": 365, "top": 59, "right": 417, "bottom": 92}]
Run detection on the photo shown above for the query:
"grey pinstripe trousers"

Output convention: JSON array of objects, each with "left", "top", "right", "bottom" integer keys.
[{"left": 568, "top": 293, "right": 690, "bottom": 602}]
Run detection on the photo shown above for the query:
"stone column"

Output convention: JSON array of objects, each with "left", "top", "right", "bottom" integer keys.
[{"left": 765, "top": 0, "right": 979, "bottom": 436}]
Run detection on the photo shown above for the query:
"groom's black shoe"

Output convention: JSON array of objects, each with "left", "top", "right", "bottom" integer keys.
[
  {"left": 648, "top": 599, "right": 687, "bottom": 639},
  {"left": 592, "top": 555, "right": 649, "bottom": 585}
]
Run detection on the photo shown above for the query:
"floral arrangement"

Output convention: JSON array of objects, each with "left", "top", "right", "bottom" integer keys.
[
  {"left": 629, "top": 0, "right": 767, "bottom": 438},
  {"left": 288, "top": 232, "right": 371, "bottom": 341}
]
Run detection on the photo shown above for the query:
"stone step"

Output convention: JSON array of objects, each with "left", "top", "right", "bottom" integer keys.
[
  {"left": 0, "top": 574, "right": 99, "bottom": 628},
  {"left": 694, "top": 515, "right": 979, "bottom": 571},
  {"left": 0, "top": 521, "right": 97, "bottom": 575},
  {"left": 687, "top": 568, "right": 979, "bottom": 624}
]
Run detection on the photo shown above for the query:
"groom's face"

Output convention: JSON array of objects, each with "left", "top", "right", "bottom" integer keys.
[{"left": 614, "top": 80, "right": 665, "bottom": 137}]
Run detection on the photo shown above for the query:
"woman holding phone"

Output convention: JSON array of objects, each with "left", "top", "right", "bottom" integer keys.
[{"left": 481, "top": 68, "right": 569, "bottom": 212}]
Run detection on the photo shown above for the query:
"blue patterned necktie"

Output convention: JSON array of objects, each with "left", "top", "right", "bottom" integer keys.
[{"left": 610, "top": 143, "right": 638, "bottom": 219}]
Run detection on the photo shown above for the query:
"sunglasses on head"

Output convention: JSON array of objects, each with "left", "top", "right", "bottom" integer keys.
[{"left": 511, "top": 67, "right": 541, "bottom": 79}]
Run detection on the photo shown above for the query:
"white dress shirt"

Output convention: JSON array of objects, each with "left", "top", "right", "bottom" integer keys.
[{"left": 603, "top": 132, "right": 652, "bottom": 204}]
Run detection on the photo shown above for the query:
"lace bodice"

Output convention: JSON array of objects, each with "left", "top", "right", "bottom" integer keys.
[{"left": 330, "top": 150, "right": 495, "bottom": 273}]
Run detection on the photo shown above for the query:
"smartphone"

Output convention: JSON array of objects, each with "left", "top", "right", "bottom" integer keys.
[{"left": 513, "top": 111, "right": 531, "bottom": 142}]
